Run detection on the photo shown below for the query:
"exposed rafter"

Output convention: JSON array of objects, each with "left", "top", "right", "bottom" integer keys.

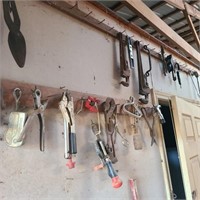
[
  {"left": 123, "top": 0, "right": 200, "bottom": 63},
  {"left": 184, "top": 3, "right": 200, "bottom": 48},
  {"left": 128, "top": 1, "right": 166, "bottom": 22},
  {"left": 164, "top": 0, "right": 200, "bottom": 20}
]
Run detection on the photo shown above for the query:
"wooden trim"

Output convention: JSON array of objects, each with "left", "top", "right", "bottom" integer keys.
[{"left": 123, "top": 0, "right": 200, "bottom": 64}]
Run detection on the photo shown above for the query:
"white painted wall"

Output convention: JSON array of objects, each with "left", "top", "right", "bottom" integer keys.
[{"left": 0, "top": 1, "right": 199, "bottom": 200}]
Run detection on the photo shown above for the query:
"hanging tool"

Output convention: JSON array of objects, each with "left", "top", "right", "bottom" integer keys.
[
  {"left": 3, "top": 0, "right": 26, "bottom": 68},
  {"left": 160, "top": 46, "right": 168, "bottom": 76},
  {"left": 143, "top": 45, "right": 152, "bottom": 80},
  {"left": 91, "top": 121, "right": 122, "bottom": 188},
  {"left": 190, "top": 71, "right": 200, "bottom": 95},
  {"left": 32, "top": 88, "right": 48, "bottom": 152},
  {"left": 118, "top": 32, "right": 130, "bottom": 87},
  {"left": 122, "top": 97, "right": 143, "bottom": 150},
  {"left": 122, "top": 96, "right": 142, "bottom": 119},
  {"left": 5, "top": 88, "right": 27, "bottom": 147},
  {"left": 134, "top": 41, "right": 150, "bottom": 104},
  {"left": 154, "top": 105, "right": 166, "bottom": 124},
  {"left": 5, "top": 88, "right": 47, "bottom": 149},
  {"left": 103, "top": 98, "right": 118, "bottom": 163},
  {"left": 59, "top": 90, "right": 77, "bottom": 169},
  {"left": 129, "top": 179, "right": 139, "bottom": 200},
  {"left": 141, "top": 107, "right": 157, "bottom": 146},
  {"left": 174, "top": 63, "right": 182, "bottom": 87},
  {"left": 165, "top": 55, "right": 176, "bottom": 81},
  {"left": 126, "top": 36, "right": 134, "bottom": 69},
  {"left": 85, "top": 96, "right": 99, "bottom": 112}
]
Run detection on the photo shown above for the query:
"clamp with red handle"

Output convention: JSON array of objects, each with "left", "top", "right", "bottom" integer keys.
[{"left": 85, "top": 96, "right": 99, "bottom": 112}]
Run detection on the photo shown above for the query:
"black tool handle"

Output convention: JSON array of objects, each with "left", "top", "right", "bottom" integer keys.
[
  {"left": 68, "top": 132, "right": 77, "bottom": 154},
  {"left": 3, "top": 1, "right": 20, "bottom": 31},
  {"left": 175, "top": 63, "right": 181, "bottom": 87}
]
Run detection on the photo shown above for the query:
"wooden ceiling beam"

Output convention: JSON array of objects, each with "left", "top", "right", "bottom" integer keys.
[
  {"left": 129, "top": 1, "right": 166, "bottom": 22},
  {"left": 123, "top": 0, "right": 200, "bottom": 63},
  {"left": 183, "top": 5, "right": 200, "bottom": 48},
  {"left": 164, "top": 0, "right": 200, "bottom": 20}
]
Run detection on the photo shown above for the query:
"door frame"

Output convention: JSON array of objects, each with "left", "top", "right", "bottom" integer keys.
[{"left": 151, "top": 89, "right": 200, "bottom": 200}]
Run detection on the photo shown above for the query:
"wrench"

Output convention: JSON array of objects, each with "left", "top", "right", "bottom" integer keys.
[
  {"left": 134, "top": 41, "right": 150, "bottom": 104},
  {"left": 118, "top": 32, "right": 130, "bottom": 87}
]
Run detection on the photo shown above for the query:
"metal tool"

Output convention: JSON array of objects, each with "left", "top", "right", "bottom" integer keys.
[
  {"left": 160, "top": 46, "right": 168, "bottom": 76},
  {"left": 3, "top": 0, "right": 26, "bottom": 68},
  {"left": 5, "top": 88, "right": 27, "bottom": 147},
  {"left": 143, "top": 45, "right": 152, "bottom": 80},
  {"left": 91, "top": 121, "right": 122, "bottom": 188},
  {"left": 103, "top": 98, "right": 118, "bottom": 163},
  {"left": 165, "top": 55, "right": 176, "bottom": 81},
  {"left": 134, "top": 41, "right": 150, "bottom": 104},
  {"left": 118, "top": 32, "right": 130, "bottom": 87},
  {"left": 190, "top": 71, "right": 200, "bottom": 95},
  {"left": 174, "top": 63, "right": 181, "bottom": 87},
  {"left": 122, "top": 96, "right": 143, "bottom": 119},
  {"left": 32, "top": 88, "right": 48, "bottom": 152},
  {"left": 59, "top": 91, "right": 77, "bottom": 169},
  {"left": 141, "top": 107, "right": 157, "bottom": 146},
  {"left": 126, "top": 36, "right": 134, "bottom": 69},
  {"left": 85, "top": 96, "right": 99, "bottom": 112},
  {"left": 129, "top": 179, "right": 139, "bottom": 200},
  {"left": 154, "top": 105, "right": 166, "bottom": 124}
]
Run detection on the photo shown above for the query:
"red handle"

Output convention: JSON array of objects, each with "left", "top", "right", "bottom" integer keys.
[
  {"left": 66, "top": 158, "right": 75, "bottom": 169},
  {"left": 112, "top": 176, "right": 122, "bottom": 188}
]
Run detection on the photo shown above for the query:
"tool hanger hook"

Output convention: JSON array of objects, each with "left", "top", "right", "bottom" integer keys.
[{"left": 122, "top": 96, "right": 142, "bottom": 118}]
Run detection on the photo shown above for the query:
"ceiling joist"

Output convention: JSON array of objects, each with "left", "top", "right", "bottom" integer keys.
[
  {"left": 184, "top": 6, "right": 200, "bottom": 48},
  {"left": 164, "top": 0, "right": 200, "bottom": 20},
  {"left": 123, "top": 0, "right": 200, "bottom": 63}
]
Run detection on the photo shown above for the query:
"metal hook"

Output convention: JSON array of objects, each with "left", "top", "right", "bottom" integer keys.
[
  {"left": 98, "top": 19, "right": 105, "bottom": 24},
  {"left": 108, "top": 26, "right": 114, "bottom": 32},
  {"left": 69, "top": 2, "right": 78, "bottom": 9},
  {"left": 13, "top": 88, "right": 22, "bottom": 111},
  {"left": 84, "top": 11, "right": 92, "bottom": 18},
  {"left": 122, "top": 97, "right": 142, "bottom": 118}
]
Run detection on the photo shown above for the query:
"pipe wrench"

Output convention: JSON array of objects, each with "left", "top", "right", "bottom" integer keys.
[
  {"left": 59, "top": 91, "right": 77, "bottom": 169},
  {"left": 134, "top": 41, "right": 150, "bottom": 104},
  {"left": 118, "top": 32, "right": 130, "bottom": 87},
  {"left": 32, "top": 88, "right": 48, "bottom": 152}
]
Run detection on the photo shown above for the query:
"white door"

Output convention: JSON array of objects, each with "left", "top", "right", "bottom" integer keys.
[{"left": 171, "top": 96, "right": 200, "bottom": 200}]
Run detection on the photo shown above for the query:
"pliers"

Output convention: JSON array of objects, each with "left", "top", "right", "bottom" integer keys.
[
  {"left": 59, "top": 91, "right": 77, "bottom": 169},
  {"left": 32, "top": 88, "right": 48, "bottom": 152}
]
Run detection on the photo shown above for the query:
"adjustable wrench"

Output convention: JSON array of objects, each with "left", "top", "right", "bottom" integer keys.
[
  {"left": 59, "top": 91, "right": 77, "bottom": 169},
  {"left": 118, "top": 32, "right": 130, "bottom": 87},
  {"left": 134, "top": 41, "right": 150, "bottom": 104}
]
